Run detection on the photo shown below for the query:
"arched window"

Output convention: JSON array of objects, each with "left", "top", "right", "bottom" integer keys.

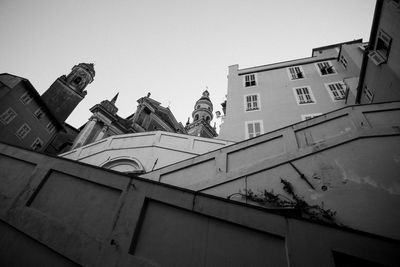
[
  {"left": 73, "top": 76, "right": 82, "bottom": 85},
  {"left": 206, "top": 116, "right": 210, "bottom": 122},
  {"left": 196, "top": 105, "right": 200, "bottom": 109},
  {"left": 101, "top": 157, "right": 144, "bottom": 174},
  {"left": 195, "top": 114, "right": 199, "bottom": 120}
]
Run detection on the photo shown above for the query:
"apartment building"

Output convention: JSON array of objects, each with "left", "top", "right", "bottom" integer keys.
[
  {"left": 219, "top": 40, "right": 365, "bottom": 141},
  {"left": 355, "top": 0, "right": 400, "bottom": 104}
]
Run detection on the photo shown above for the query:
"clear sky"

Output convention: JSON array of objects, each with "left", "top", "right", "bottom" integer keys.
[{"left": 0, "top": 0, "right": 376, "bottom": 129}]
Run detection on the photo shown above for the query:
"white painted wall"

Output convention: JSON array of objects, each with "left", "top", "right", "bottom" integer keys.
[{"left": 60, "top": 131, "right": 234, "bottom": 172}]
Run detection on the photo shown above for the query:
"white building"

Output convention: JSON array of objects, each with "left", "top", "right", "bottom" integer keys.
[{"left": 219, "top": 40, "right": 366, "bottom": 142}]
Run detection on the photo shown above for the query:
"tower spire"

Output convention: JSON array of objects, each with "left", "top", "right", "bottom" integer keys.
[{"left": 111, "top": 92, "right": 119, "bottom": 104}]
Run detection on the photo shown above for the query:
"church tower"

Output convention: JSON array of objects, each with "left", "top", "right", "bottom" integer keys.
[
  {"left": 41, "top": 63, "right": 95, "bottom": 123},
  {"left": 185, "top": 90, "right": 218, "bottom": 138},
  {"left": 71, "top": 93, "right": 125, "bottom": 149}
]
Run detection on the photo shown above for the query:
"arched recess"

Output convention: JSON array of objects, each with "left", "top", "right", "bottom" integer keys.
[{"left": 100, "top": 156, "right": 145, "bottom": 174}]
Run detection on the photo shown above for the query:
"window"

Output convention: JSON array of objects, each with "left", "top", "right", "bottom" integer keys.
[
  {"left": 363, "top": 86, "right": 374, "bottom": 103},
  {"left": 369, "top": 30, "right": 392, "bottom": 66},
  {"left": 20, "top": 92, "right": 33, "bottom": 105},
  {"left": 0, "top": 107, "right": 17, "bottom": 125},
  {"left": 16, "top": 123, "right": 31, "bottom": 139},
  {"left": 376, "top": 29, "right": 391, "bottom": 59},
  {"left": 46, "top": 122, "right": 55, "bottom": 133},
  {"left": 287, "top": 66, "right": 305, "bottom": 80},
  {"left": 244, "top": 74, "right": 256, "bottom": 87},
  {"left": 326, "top": 82, "right": 347, "bottom": 101},
  {"left": 34, "top": 108, "right": 44, "bottom": 119},
  {"left": 368, "top": 51, "right": 386, "bottom": 65},
  {"left": 196, "top": 105, "right": 200, "bottom": 109},
  {"left": 31, "top": 137, "right": 43, "bottom": 151},
  {"left": 316, "top": 61, "right": 336, "bottom": 76},
  {"left": 293, "top": 86, "right": 315, "bottom": 104},
  {"left": 339, "top": 55, "right": 348, "bottom": 69},
  {"left": 301, "top": 113, "right": 322, "bottom": 121},
  {"left": 244, "top": 94, "right": 260, "bottom": 111},
  {"left": 101, "top": 157, "right": 144, "bottom": 173},
  {"left": 245, "top": 120, "right": 263, "bottom": 139}
]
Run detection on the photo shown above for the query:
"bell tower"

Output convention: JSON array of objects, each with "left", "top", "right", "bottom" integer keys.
[
  {"left": 192, "top": 90, "right": 213, "bottom": 123},
  {"left": 41, "top": 63, "right": 95, "bottom": 123},
  {"left": 185, "top": 90, "right": 218, "bottom": 138}
]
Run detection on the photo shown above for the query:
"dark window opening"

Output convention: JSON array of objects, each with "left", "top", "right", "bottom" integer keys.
[
  {"left": 375, "top": 29, "right": 391, "bottom": 60},
  {"left": 376, "top": 38, "right": 390, "bottom": 59},
  {"left": 74, "top": 76, "right": 82, "bottom": 85}
]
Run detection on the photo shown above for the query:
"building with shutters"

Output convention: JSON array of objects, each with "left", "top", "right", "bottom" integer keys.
[
  {"left": 354, "top": 0, "right": 400, "bottom": 104},
  {"left": 0, "top": 63, "right": 95, "bottom": 153},
  {"left": 219, "top": 39, "right": 366, "bottom": 142}
]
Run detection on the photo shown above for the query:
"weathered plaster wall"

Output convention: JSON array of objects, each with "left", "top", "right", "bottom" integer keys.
[
  {"left": 0, "top": 142, "right": 398, "bottom": 266},
  {"left": 143, "top": 102, "right": 400, "bottom": 240}
]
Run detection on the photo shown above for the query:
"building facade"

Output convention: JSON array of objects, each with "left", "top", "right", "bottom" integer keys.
[
  {"left": 71, "top": 93, "right": 188, "bottom": 149},
  {"left": 0, "top": 63, "right": 95, "bottom": 153},
  {"left": 355, "top": 0, "right": 400, "bottom": 104},
  {"left": 219, "top": 40, "right": 365, "bottom": 141},
  {"left": 0, "top": 74, "right": 63, "bottom": 152}
]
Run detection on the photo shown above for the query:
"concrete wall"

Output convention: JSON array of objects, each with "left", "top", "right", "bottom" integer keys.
[
  {"left": 61, "top": 131, "right": 234, "bottom": 172},
  {"left": 219, "top": 49, "right": 361, "bottom": 141},
  {"left": 0, "top": 142, "right": 398, "bottom": 266},
  {"left": 143, "top": 102, "right": 400, "bottom": 240}
]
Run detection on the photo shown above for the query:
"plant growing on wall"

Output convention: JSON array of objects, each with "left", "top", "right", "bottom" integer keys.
[{"left": 228, "top": 178, "right": 337, "bottom": 224}]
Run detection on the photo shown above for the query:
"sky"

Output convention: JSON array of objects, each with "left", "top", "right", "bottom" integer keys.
[{"left": 0, "top": 0, "right": 376, "bottom": 129}]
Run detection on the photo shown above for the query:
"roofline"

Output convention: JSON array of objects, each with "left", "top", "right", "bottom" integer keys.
[
  {"left": 236, "top": 39, "right": 363, "bottom": 75},
  {"left": 311, "top": 38, "right": 363, "bottom": 55},
  {"left": 238, "top": 56, "right": 338, "bottom": 75}
]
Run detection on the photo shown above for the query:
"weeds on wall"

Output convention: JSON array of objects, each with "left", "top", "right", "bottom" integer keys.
[{"left": 229, "top": 178, "right": 337, "bottom": 224}]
